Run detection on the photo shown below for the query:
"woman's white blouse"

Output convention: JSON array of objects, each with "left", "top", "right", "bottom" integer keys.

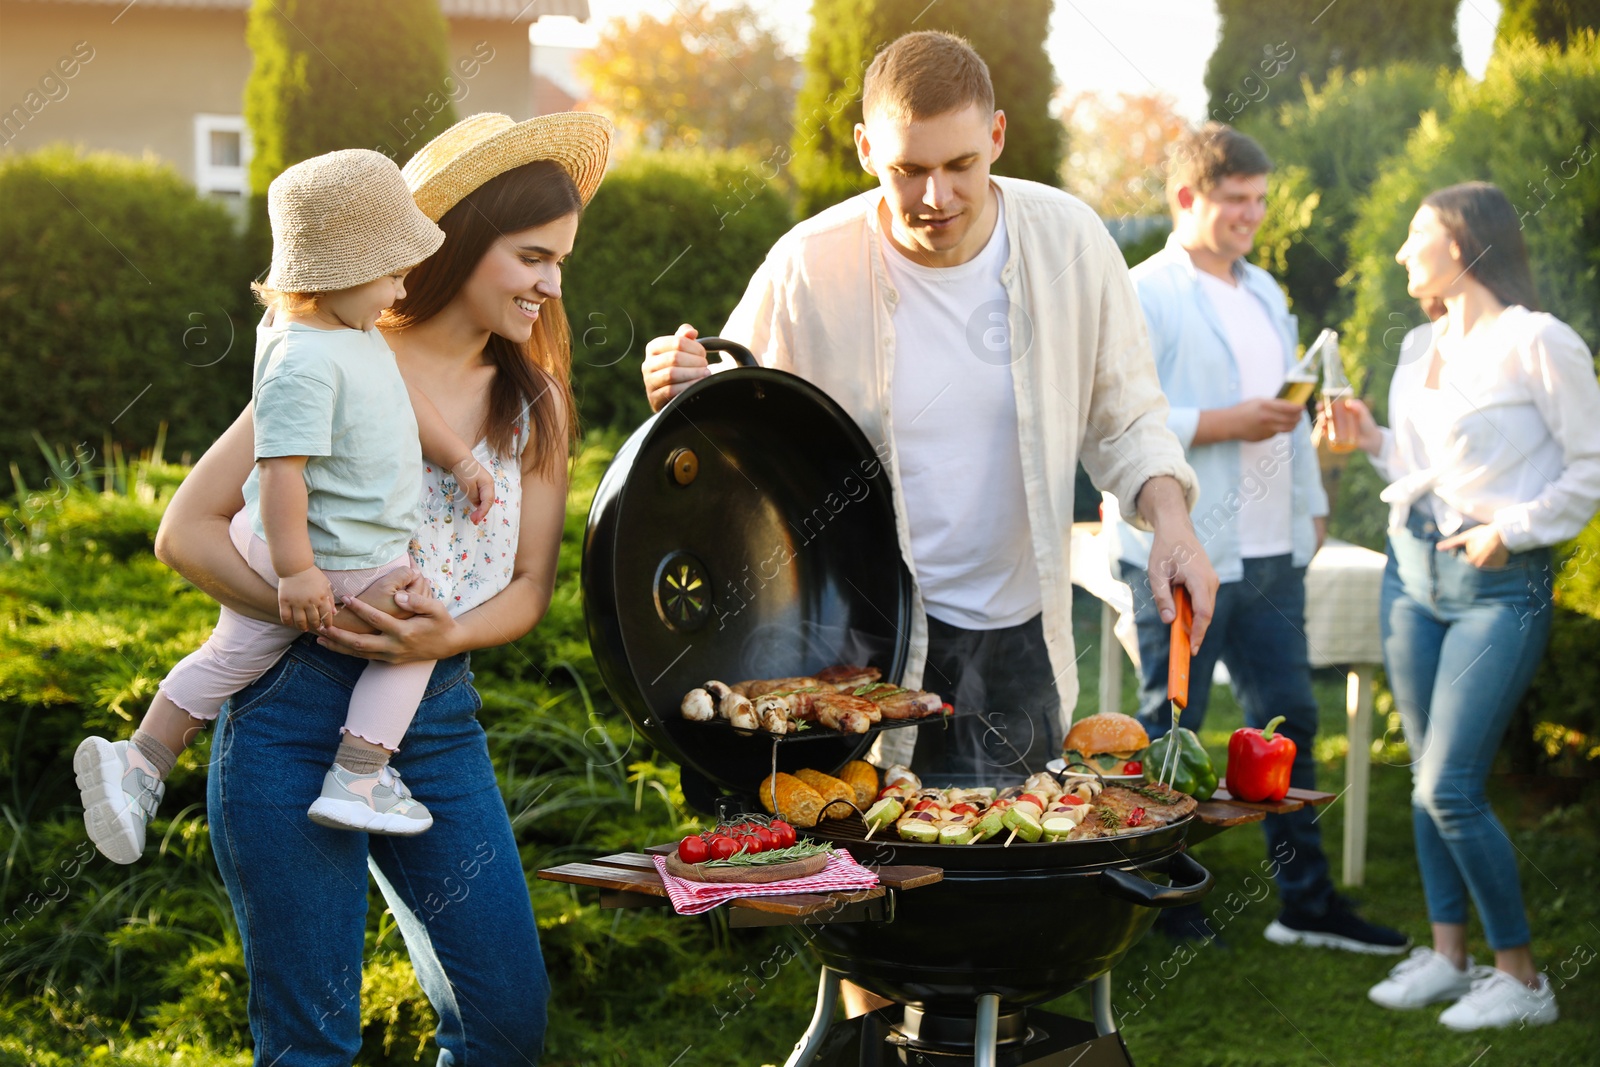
[
  {"left": 1376, "top": 306, "right": 1600, "bottom": 550},
  {"left": 408, "top": 416, "right": 526, "bottom": 616}
]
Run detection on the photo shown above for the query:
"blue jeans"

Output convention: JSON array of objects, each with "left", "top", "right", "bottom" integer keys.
[
  {"left": 1382, "top": 512, "right": 1552, "bottom": 950},
  {"left": 208, "top": 637, "right": 548, "bottom": 1066},
  {"left": 1123, "top": 555, "right": 1333, "bottom": 914}
]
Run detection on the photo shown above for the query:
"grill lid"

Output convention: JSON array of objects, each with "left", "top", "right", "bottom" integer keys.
[{"left": 582, "top": 340, "right": 917, "bottom": 796}]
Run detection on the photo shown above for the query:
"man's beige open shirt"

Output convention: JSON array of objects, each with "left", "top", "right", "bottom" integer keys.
[{"left": 719, "top": 176, "right": 1197, "bottom": 762}]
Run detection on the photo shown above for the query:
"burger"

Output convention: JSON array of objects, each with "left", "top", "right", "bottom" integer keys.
[{"left": 1062, "top": 712, "right": 1149, "bottom": 776}]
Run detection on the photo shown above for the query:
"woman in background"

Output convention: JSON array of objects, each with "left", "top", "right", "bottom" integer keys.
[{"left": 1340, "top": 181, "right": 1600, "bottom": 1030}]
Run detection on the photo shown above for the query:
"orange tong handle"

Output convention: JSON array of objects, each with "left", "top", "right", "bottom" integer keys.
[{"left": 1167, "top": 585, "right": 1193, "bottom": 710}]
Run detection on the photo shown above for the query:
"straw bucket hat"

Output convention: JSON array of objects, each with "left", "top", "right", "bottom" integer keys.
[
  {"left": 402, "top": 111, "right": 613, "bottom": 223},
  {"left": 266, "top": 149, "right": 445, "bottom": 293}
]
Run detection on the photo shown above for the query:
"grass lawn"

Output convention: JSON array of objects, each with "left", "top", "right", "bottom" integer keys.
[{"left": 1039, "top": 594, "right": 1600, "bottom": 1067}]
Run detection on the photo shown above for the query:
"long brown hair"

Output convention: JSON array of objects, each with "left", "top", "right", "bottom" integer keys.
[
  {"left": 384, "top": 159, "right": 582, "bottom": 475},
  {"left": 1421, "top": 182, "right": 1541, "bottom": 313}
]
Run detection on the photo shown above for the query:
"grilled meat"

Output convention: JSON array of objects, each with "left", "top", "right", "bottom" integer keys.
[
  {"left": 853, "top": 682, "right": 944, "bottom": 720},
  {"left": 816, "top": 664, "right": 881, "bottom": 690},
  {"left": 812, "top": 692, "right": 878, "bottom": 734},
  {"left": 1075, "top": 783, "right": 1196, "bottom": 837},
  {"left": 734, "top": 676, "right": 823, "bottom": 700}
]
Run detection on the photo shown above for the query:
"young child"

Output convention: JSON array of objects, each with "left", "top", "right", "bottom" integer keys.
[{"left": 75, "top": 149, "right": 496, "bottom": 863}]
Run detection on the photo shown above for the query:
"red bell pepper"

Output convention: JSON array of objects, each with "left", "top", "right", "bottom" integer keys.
[{"left": 1226, "top": 715, "right": 1296, "bottom": 802}]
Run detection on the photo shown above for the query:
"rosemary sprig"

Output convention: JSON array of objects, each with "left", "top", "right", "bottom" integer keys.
[
  {"left": 1126, "top": 783, "right": 1182, "bottom": 805},
  {"left": 1096, "top": 806, "right": 1123, "bottom": 829},
  {"left": 701, "top": 840, "right": 834, "bottom": 867}
]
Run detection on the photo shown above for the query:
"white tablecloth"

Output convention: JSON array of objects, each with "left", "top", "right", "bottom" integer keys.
[
  {"left": 1067, "top": 526, "right": 1387, "bottom": 671},
  {"left": 1303, "top": 540, "right": 1388, "bottom": 666}
]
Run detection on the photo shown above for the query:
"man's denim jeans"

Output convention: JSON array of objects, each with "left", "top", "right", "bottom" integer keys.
[
  {"left": 1123, "top": 554, "right": 1334, "bottom": 915},
  {"left": 1382, "top": 513, "right": 1552, "bottom": 949},
  {"left": 208, "top": 638, "right": 548, "bottom": 1065}
]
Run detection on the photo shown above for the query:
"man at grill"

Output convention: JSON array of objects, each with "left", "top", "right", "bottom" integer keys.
[
  {"left": 1102, "top": 123, "right": 1408, "bottom": 954},
  {"left": 640, "top": 31, "right": 1216, "bottom": 787}
]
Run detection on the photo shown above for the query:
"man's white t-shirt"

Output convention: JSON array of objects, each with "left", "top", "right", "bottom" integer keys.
[
  {"left": 882, "top": 195, "right": 1042, "bottom": 630},
  {"left": 1195, "top": 270, "right": 1293, "bottom": 559}
]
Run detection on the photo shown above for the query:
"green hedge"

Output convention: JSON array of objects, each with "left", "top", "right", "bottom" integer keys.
[
  {"left": 1245, "top": 65, "right": 1454, "bottom": 344},
  {"left": 0, "top": 148, "right": 254, "bottom": 487},
  {"left": 562, "top": 150, "right": 793, "bottom": 432}
]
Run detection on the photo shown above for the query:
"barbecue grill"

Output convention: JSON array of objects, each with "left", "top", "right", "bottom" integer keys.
[{"left": 581, "top": 344, "right": 1214, "bottom": 1065}]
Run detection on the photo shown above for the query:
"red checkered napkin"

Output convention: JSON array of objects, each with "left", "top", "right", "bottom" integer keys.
[{"left": 651, "top": 849, "right": 881, "bottom": 916}]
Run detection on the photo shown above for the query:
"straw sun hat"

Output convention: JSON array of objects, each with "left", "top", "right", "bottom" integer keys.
[
  {"left": 401, "top": 111, "right": 613, "bottom": 223},
  {"left": 265, "top": 149, "right": 445, "bottom": 293}
]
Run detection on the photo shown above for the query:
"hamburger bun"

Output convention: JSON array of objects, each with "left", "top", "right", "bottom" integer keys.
[{"left": 1063, "top": 712, "right": 1149, "bottom": 760}]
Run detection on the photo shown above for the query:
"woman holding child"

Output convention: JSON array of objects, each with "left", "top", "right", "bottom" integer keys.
[{"left": 113, "top": 113, "right": 609, "bottom": 1063}]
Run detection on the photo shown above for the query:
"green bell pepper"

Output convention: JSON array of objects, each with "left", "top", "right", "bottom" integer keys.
[{"left": 1142, "top": 727, "right": 1218, "bottom": 800}]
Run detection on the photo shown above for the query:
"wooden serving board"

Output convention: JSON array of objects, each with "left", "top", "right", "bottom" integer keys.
[{"left": 663, "top": 851, "right": 830, "bottom": 884}]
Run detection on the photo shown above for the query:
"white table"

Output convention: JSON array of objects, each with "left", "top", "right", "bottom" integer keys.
[{"left": 1069, "top": 524, "right": 1388, "bottom": 885}]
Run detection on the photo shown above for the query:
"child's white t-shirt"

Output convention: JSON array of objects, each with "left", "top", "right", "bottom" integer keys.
[{"left": 242, "top": 313, "right": 422, "bottom": 570}]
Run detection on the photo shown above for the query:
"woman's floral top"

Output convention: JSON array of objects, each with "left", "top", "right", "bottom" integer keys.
[{"left": 408, "top": 416, "right": 525, "bottom": 617}]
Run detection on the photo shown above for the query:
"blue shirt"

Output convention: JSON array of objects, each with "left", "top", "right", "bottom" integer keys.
[{"left": 1104, "top": 234, "right": 1327, "bottom": 581}]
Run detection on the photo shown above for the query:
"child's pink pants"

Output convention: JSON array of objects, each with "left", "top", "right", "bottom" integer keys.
[{"left": 156, "top": 512, "right": 432, "bottom": 750}]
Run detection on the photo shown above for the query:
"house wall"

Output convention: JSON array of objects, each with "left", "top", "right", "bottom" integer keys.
[
  {"left": 447, "top": 19, "right": 532, "bottom": 123},
  {"left": 0, "top": 2, "right": 251, "bottom": 183},
  {"left": 0, "top": 3, "right": 535, "bottom": 181}
]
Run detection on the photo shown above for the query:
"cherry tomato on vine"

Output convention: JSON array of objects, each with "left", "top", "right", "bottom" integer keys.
[
  {"left": 707, "top": 834, "right": 737, "bottom": 860},
  {"left": 677, "top": 835, "right": 709, "bottom": 864}
]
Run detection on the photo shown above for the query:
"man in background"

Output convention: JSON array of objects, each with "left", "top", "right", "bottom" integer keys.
[{"left": 1106, "top": 123, "right": 1406, "bottom": 953}]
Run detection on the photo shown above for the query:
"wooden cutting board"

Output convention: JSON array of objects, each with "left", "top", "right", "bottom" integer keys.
[{"left": 663, "top": 851, "right": 830, "bottom": 884}]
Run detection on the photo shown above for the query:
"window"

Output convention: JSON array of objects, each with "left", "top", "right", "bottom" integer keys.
[{"left": 194, "top": 114, "right": 251, "bottom": 196}]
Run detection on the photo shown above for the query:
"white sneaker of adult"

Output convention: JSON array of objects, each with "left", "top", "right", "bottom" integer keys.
[
  {"left": 1369, "top": 948, "right": 1475, "bottom": 1009},
  {"left": 1438, "top": 967, "right": 1558, "bottom": 1031}
]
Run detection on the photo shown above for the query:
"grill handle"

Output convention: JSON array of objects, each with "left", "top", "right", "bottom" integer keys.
[
  {"left": 701, "top": 337, "right": 758, "bottom": 369},
  {"left": 1097, "top": 850, "right": 1214, "bottom": 909}
]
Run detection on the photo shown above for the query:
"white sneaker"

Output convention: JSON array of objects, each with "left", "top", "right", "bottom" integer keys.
[
  {"left": 1369, "top": 948, "right": 1475, "bottom": 1009},
  {"left": 75, "top": 737, "right": 165, "bottom": 865},
  {"left": 1438, "top": 967, "right": 1558, "bottom": 1031},
  {"left": 307, "top": 763, "right": 433, "bottom": 836}
]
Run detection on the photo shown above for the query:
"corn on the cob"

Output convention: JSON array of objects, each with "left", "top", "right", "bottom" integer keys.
[
  {"left": 792, "top": 769, "right": 857, "bottom": 820},
  {"left": 836, "top": 760, "right": 879, "bottom": 807},
  {"left": 757, "top": 772, "right": 825, "bottom": 828}
]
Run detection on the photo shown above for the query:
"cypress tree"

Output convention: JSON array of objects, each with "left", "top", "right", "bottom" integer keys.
[
  {"left": 1205, "top": 0, "right": 1460, "bottom": 122},
  {"left": 790, "top": 0, "right": 1062, "bottom": 216},
  {"left": 243, "top": 0, "right": 460, "bottom": 197}
]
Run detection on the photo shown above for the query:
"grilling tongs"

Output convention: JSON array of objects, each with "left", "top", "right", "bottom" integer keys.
[{"left": 1159, "top": 585, "right": 1194, "bottom": 788}]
